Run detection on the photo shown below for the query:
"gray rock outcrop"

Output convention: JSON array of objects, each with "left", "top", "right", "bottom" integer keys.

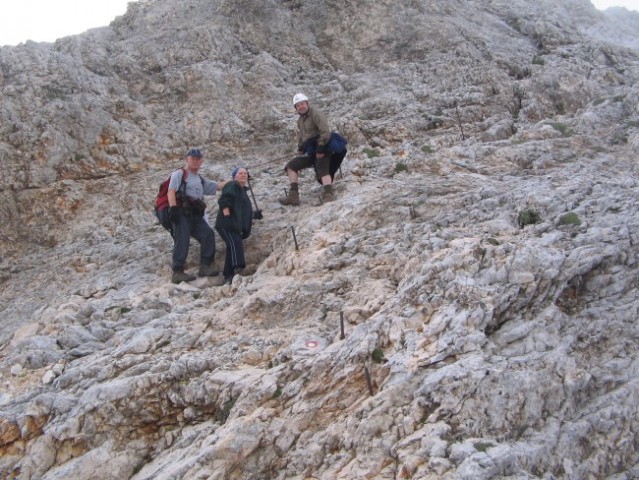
[{"left": 1, "top": 0, "right": 638, "bottom": 479}]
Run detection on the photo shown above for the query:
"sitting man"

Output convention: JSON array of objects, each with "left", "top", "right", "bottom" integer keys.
[{"left": 279, "top": 93, "right": 337, "bottom": 206}]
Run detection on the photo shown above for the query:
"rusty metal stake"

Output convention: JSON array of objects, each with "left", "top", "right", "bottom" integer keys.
[
  {"left": 455, "top": 105, "right": 466, "bottom": 141},
  {"left": 364, "top": 366, "right": 374, "bottom": 396},
  {"left": 340, "top": 311, "right": 345, "bottom": 340},
  {"left": 291, "top": 226, "right": 299, "bottom": 251}
]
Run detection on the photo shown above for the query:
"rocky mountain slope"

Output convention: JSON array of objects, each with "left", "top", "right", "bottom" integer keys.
[{"left": 1, "top": 0, "right": 638, "bottom": 478}]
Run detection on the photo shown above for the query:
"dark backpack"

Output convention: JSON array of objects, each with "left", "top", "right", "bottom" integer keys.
[
  {"left": 155, "top": 168, "right": 188, "bottom": 235},
  {"left": 327, "top": 131, "right": 348, "bottom": 154},
  {"left": 311, "top": 132, "right": 348, "bottom": 184}
]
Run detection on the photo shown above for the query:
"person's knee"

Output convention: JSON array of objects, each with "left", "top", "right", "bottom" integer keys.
[
  {"left": 315, "top": 161, "right": 330, "bottom": 179},
  {"left": 284, "top": 162, "right": 298, "bottom": 174},
  {"left": 286, "top": 156, "right": 309, "bottom": 174},
  {"left": 198, "top": 225, "right": 214, "bottom": 243}
]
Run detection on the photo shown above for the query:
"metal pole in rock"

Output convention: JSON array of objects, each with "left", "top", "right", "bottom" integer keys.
[
  {"left": 364, "top": 366, "right": 374, "bottom": 396},
  {"left": 455, "top": 105, "right": 466, "bottom": 141},
  {"left": 340, "top": 311, "right": 345, "bottom": 340},
  {"left": 247, "top": 178, "right": 263, "bottom": 220},
  {"left": 291, "top": 226, "right": 299, "bottom": 250}
]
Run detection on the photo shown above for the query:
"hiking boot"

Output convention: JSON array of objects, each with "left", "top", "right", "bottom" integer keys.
[
  {"left": 223, "top": 275, "right": 234, "bottom": 285},
  {"left": 198, "top": 264, "right": 219, "bottom": 277},
  {"left": 321, "top": 184, "right": 336, "bottom": 203},
  {"left": 278, "top": 183, "right": 300, "bottom": 206},
  {"left": 171, "top": 271, "right": 196, "bottom": 284}
]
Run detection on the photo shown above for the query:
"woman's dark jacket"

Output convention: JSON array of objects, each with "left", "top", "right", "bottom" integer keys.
[{"left": 215, "top": 181, "right": 253, "bottom": 239}]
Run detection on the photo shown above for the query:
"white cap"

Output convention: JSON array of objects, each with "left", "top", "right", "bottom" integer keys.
[{"left": 293, "top": 93, "right": 309, "bottom": 107}]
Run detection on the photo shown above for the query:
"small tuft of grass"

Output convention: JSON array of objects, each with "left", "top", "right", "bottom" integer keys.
[
  {"left": 474, "top": 441, "right": 495, "bottom": 452},
  {"left": 549, "top": 122, "right": 573, "bottom": 137},
  {"left": 517, "top": 209, "right": 541, "bottom": 228},
  {"left": 372, "top": 347, "right": 385, "bottom": 364},
  {"left": 394, "top": 162, "right": 408, "bottom": 174},
  {"left": 421, "top": 145, "right": 434, "bottom": 154},
  {"left": 363, "top": 148, "right": 379, "bottom": 158},
  {"left": 532, "top": 55, "right": 545, "bottom": 65},
  {"left": 105, "top": 305, "right": 132, "bottom": 314},
  {"left": 216, "top": 398, "right": 236, "bottom": 424},
  {"left": 273, "top": 387, "right": 282, "bottom": 398},
  {"left": 558, "top": 212, "right": 581, "bottom": 226}
]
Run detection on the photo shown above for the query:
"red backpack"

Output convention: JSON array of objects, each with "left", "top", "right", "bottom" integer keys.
[
  {"left": 155, "top": 168, "right": 187, "bottom": 213},
  {"left": 154, "top": 168, "right": 206, "bottom": 235},
  {"left": 155, "top": 168, "right": 188, "bottom": 234}
]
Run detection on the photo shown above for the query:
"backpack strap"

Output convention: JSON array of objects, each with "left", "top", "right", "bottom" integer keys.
[
  {"left": 176, "top": 168, "right": 206, "bottom": 202},
  {"left": 179, "top": 167, "right": 189, "bottom": 192},
  {"left": 172, "top": 167, "right": 188, "bottom": 206}
]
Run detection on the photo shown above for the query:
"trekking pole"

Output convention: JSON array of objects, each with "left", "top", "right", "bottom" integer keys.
[{"left": 247, "top": 177, "right": 263, "bottom": 220}]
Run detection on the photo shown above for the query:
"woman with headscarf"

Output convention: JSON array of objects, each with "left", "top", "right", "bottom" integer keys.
[{"left": 215, "top": 167, "right": 253, "bottom": 285}]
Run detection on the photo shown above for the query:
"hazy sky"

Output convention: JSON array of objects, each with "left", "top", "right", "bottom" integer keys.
[
  {"left": 591, "top": 0, "right": 639, "bottom": 9},
  {"left": 0, "top": 0, "right": 132, "bottom": 46},
  {"left": 0, "top": 0, "right": 637, "bottom": 47}
]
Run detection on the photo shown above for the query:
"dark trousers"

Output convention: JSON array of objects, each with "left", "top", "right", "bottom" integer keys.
[
  {"left": 217, "top": 228, "right": 246, "bottom": 278},
  {"left": 172, "top": 212, "right": 215, "bottom": 271}
]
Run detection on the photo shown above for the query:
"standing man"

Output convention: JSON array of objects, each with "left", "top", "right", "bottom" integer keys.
[
  {"left": 279, "top": 93, "right": 336, "bottom": 206},
  {"left": 215, "top": 167, "right": 253, "bottom": 285},
  {"left": 167, "top": 148, "right": 224, "bottom": 283}
]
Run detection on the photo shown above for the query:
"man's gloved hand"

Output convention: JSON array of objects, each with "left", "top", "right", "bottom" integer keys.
[
  {"left": 221, "top": 215, "right": 233, "bottom": 231},
  {"left": 253, "top": 210, "right": 263, "bottom": 220},
  {"left": 168, "top": 206, "right": 180, "bottom": 223}
]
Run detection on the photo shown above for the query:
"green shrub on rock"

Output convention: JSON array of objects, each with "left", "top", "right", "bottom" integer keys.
[
  {"left": 558, "top": 212, "right": 581, "bottom": 226},
  {"left": 517, "top": 209, "right": 541, "bottom": 228}
]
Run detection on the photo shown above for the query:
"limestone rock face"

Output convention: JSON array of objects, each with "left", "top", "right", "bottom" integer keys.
[{"left": 1, "top": 1, "right": 639, "bottom": 479}]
